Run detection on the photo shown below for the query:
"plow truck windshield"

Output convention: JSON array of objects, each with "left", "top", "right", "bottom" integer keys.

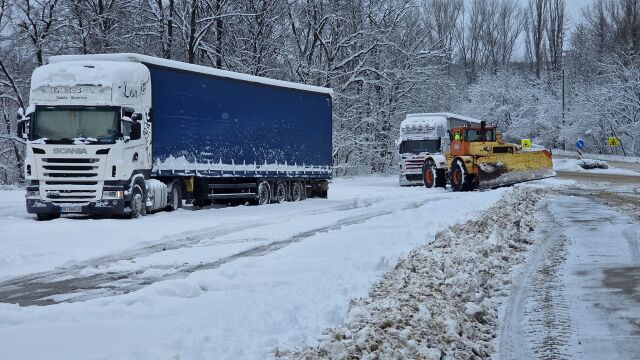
[
  {"left": 32, "top": 108, "right": 119, "bottom": 144},
  {"left": 463, "top": 128, "right": 496, "bottom": 142}
]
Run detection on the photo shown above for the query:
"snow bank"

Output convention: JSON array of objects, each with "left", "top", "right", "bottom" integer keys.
[
  {"left": 553, "top": 158, "right": 639, "bottom": 176},
  {"left": 277, "top": 187, "right": 545, "bottom": 359},
  {"left": 552, "top": 150, "right": 640, "bottom": 164},
  {"left": 577, "top": 159, "right": 608, "bottom": 169}
]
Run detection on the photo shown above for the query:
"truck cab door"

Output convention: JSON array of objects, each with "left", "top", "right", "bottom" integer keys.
[{"left": 121, "top": 108, "right": 151, "bottom": 175}]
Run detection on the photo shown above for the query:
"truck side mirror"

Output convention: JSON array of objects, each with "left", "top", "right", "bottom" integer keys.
[
  {"left": 131, "top": 113, "right": 143, "bottom": 122},
  {"left": 130, "top": 121, "right": 142, "bottom": 140},
  {"left": 16, "top": 118, "right": 29, "bottom": 141},
  {"left": 17, "top": 107, "right": 25, "bottom": 120}
]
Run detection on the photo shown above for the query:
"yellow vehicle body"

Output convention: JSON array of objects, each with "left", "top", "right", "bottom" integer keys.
[
  {"left": 445, "top": 142, "right": 554, "bottom": 190},
  {"left": 422, "top": 123, "right": 555, "bottom": 191}
]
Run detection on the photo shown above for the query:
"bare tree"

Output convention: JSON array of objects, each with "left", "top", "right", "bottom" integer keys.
[
  {"left": 525, "top": 0, "right": 548, "bottom": 78},
  {"left": 15, "top": 0, "right": 65, "bottom": 66},
  {"left": 546, "top": 0, "right": 565, "bottom": 72}
]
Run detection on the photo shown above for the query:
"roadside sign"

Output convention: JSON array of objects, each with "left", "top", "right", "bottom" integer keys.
[
  {"left": 608, "top": 137, "right": 620, "bottom": 147},
  {"left": 520, "top": 139, "right": 532, "bottom": 148},
  {"left": 576, "top": 139, "right": 585, "bottom": 149}
]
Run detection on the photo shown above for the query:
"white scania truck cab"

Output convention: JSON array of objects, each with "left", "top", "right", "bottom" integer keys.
[
  {"left": 397, "top": 113, "right": 481, "bottom": 186},
  {"left": 18, "top": 61, "right": 156, "bottom": 220}
]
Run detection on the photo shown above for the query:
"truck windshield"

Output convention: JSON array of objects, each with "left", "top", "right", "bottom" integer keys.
[
  {"left": 399, "top": 140, "right": 439, "bottom": 154},
  {"left": 32, "top": 108, "right": 119, "bottom": 144}
]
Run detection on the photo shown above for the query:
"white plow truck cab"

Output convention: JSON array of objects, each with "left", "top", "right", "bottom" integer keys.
[
  {"left": 20, "top": 61, "right": 156, "bottom": 220},
  {"left": 397, "top": 113, "right": 481, "bottom": 186}
]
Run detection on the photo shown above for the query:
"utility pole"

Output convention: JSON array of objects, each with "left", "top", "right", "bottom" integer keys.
[{"left": 562, "top": 69, "right": 566, "bottom": 151}]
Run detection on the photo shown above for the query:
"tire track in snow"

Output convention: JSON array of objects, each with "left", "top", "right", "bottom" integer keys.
[
  {"left": 0, "top": 198, "right": 376, "bottom": 282},
  {"left": 0, "top": 199, "right": 430, "bottom": 307},
  {"left": 497, "top": 199, "right": 571, "bottom": 360}
]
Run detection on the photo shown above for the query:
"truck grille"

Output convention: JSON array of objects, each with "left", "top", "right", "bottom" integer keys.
[
  {"left": 38, "top": 157, "right": 103, "bottom": 204},
  {"left": 403, "top": 159, "right": 425, "bottom": 171}
]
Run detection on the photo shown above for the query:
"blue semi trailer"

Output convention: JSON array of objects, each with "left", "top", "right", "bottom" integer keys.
[{"left": 19, "top": 53, "right": 332, "bottom": 220}]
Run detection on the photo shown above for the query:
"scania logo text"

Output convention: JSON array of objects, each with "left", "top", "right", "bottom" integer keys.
[{"left": 53, "top": 148, "right": 88, "bottom": 155}]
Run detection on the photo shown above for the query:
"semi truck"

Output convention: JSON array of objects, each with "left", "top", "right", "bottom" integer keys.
[
  {"left": 397, "top": 113, "right": 480, "bottom": 186},
  {"left": 17, "top": 53, "right": 333, "bottom": 220}
]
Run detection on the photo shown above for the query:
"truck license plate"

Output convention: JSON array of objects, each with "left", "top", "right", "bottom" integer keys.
[{"left": 61, "top": 206, "right": 81, "bottom": 213}]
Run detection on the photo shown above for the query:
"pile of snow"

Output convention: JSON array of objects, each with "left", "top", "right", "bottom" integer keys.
[
  {"left": 577, "top": 159, "right": 608, "bottom": 169},
  {"left": 277, "top": 187, "right": 545, "bottom": 359},
  {"left": 553, "top": 158, "right": 639, "bottom": 176},
  {"left": 552, "top": 149, "right": 640, "bottom": 164}
]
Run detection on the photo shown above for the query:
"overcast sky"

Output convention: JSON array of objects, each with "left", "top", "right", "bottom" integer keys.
[
  {"left": 509, "top": 0, "right": 594, "bottom": 58},
  {"left": 517, "top": 0, "right": 593, "bottom": 25}
]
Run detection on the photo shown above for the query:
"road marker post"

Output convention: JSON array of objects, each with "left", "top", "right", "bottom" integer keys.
[{"left": 576, "top": 139, "right": 585, "bottom": 159}]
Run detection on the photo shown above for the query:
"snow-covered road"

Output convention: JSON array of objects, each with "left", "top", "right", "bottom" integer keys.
[
  {"left": 497, "top": 190, "right": 640, "bottom": 360},
  {"left": 0, "top": 177, "right": 508, "bottom": 360}
]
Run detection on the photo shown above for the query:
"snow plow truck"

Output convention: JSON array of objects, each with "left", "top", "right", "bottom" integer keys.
[
  {"left": 421, "top": 121, "right": 554, "bottom": 191},
  {"left": 397, "top": 113, "right": 481, "bottom": 186}
]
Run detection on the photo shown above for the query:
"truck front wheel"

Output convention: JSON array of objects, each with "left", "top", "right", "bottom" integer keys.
[
  {"left": 36, "top": 213, "right": 60, "bottom": 221},
  {"left": 128, "top": 184, "right": 146, "bottom": 218}
]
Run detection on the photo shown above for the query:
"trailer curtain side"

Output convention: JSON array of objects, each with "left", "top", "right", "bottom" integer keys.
[{"left": 146, "top": 64, "right": 332, "bottom": 178}]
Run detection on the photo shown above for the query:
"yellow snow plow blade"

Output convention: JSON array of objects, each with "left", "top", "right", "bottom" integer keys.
[{"left": 474, "top": 149, "right": 555, "bottom": 189}]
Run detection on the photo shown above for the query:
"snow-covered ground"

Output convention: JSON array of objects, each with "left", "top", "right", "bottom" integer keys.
[
  {"left": 1, "top": 175, "right": 638, "bottom": 360},
  {"left": 0, "top": 177, "right": 508, "bottom": 360}
]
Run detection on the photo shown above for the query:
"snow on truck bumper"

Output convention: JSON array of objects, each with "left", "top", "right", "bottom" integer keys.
[
  {"left": 399, "top": 172, "right": 423, "bottom": 186},
  {"left": 25, "top": 184, "right": 127, "bottom": 215},
  {"left": 26, "top": 197, "right": 126, "bottom": 215}
]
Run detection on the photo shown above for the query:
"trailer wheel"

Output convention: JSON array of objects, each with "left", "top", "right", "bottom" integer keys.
[
  {"left": 257, "top": 181, "right": 271, "bottom": 205},
  {"left": 128, "top": 184, "right": 145, "bottom": 218},
  {"left": 291, "top": 182, "right": 304, "bottom": 201},
  {"left": 274, "top": 182, "right": 287, "bottom": 203},
  {"left": 166, "top": 180, "right": 182, "bottom": 211}
]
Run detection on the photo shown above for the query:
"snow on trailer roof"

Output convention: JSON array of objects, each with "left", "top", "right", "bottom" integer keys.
[
  {"left": 48, "top": 53, "right": 334, "bottom": 96},
  {"left": 403, "top": 113, "right": 482, "bottom": 125}
]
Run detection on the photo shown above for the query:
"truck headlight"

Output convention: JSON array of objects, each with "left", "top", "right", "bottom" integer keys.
[
  {"left": 102, "top": 190, "right": 124, "bottom": 199},
  {"left": 26, "top": 190, "right": 40, "bottom": 199}
]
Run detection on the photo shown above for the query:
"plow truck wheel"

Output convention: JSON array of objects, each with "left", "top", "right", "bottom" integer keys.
[
  {"left": 450, "top": 160, "right": 477, "bottom": 192},
  {"left": 423, "top": 161, "right": 447, "bottom": 189}
]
